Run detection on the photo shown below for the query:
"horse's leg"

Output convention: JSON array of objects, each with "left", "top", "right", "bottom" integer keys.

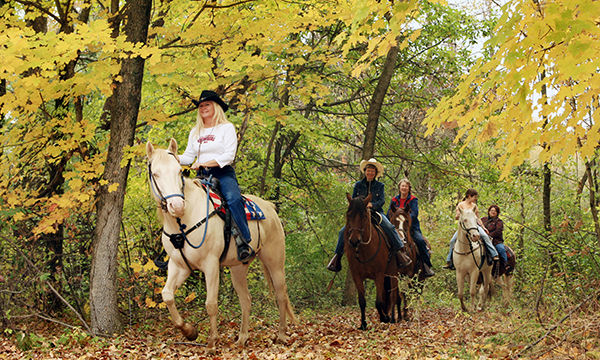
[
  {"left": 261, "top": 258, "right": 292, "bottom": 344},
  {"left": 456, "top": 269, "right": 468, "bottom": 312},
  {"left": 401, "top": 291, "right": 409, "bottom": 321},
  {"left": 354, "top": 278, "right": 368, "bottom": 330},
  {"left": 377, "top": 275, "right": 390, "bottom": 323},
  {"left": 203, "top": 258, "right": 221, "bottom": 349},
  {"left": 469, "top": 270, "right": 480, "bottom": 312},
  {"left": 229, "top": 264, "right": 251, "bottom": 346},
  {"left": 161, "top": 262, "right": 196, "bottom": 340},
  {"left": 505, "top": 274, "right": 514, "bottom": 304},
  {"left": 479, "top": 268, "right": 493, "bottom": 311}
]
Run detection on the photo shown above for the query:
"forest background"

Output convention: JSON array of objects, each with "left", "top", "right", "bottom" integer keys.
[{"left": 1, "top": 0, "right": 599, "bottom": 358}]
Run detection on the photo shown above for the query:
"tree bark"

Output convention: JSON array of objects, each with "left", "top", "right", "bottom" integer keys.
[
  {"left": 585, "top": 160, "right": 600, "bottom": 246},
  {"left": 90, "top": 0, "right": 151, "bottom": 335},
  {"left": 542, "top": 164, "right": 551, "bottom": 233},
  {"left": 362, "top": 43, "right": 400, "bottom": 159}
]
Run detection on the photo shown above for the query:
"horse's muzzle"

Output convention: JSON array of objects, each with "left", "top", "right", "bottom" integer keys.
[
  {"left": 167, "top": 198, "right": 185, "bottom": 217},
  {"left": 348, "top": 236, "right": 361, "bottom": 249}
]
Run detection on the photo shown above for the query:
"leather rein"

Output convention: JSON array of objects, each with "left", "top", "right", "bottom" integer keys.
[
  {"left": 148, "top": 154, "right": 219, "bottom": 271},
  {"left": 347, "top": 209, "right": 386, "bottom": 264},
  {"left": 454, "top": 220, "right": 485, "bottom": 270}
]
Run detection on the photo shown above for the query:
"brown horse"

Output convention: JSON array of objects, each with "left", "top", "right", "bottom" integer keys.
[
  {"left": 344, "top": 193, "right": 398, "bottom": 329},
  {"left": 488, "top": 245, "right": 516, "bottom": 304},
  {"left": 388, "top": 206, "right": 425, "bottom": 320},
  {"left": 146, "top": 139, "right": 295, "bottom": 350}
]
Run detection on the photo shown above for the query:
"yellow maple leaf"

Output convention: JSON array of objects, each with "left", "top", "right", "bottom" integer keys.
[
  {"left": 107, "top": 183, "right": 119, "bottom": 193},
  {"left": 145, "top": 297, "right": 157, "bottom": 308},
  {"left": 142, "top": 260, "right": 158, "bottom": 272},
  {"left": 130, "top": 261, "right": 143, "bottom": 273},
  {"left": 184, "top": 292, "right": 196, "bottom": 303}
]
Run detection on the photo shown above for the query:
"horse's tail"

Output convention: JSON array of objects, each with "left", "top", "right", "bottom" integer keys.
[{"left": 261, "top": 262, "right": 297, "bottom": 324}]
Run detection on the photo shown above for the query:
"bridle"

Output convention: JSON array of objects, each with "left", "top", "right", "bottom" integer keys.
[
  {"left": 347, "top": 208, "right": 385, "bottom": 264},
  {"left": 147, "top": 152, "right": 218, "bottom": 271},
  {"left": 455, "top": 217, "right": 485, "bottom": 269},
  {"left": 459, "top": 220, "right": 480, "bottom": 243},
  {"left": 147, "top": 152, "right": 185, "bottom": 211}
]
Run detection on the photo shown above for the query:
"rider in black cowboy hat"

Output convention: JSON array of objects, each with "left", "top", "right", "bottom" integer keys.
[{"left": 179, "top": 90, "right": 254, "bottom": 262}]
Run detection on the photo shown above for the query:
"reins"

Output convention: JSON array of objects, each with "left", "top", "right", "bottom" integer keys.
[
  {"left": 348, "top": 209, "right": 385, "bottom": 264},
  {"left": 149, "top": 157, "right": 219, "bottom": 271},
  {"left": 454, "top": 220, "right": 485, "bottom": 270},
  {"left": 148, "top": 152, "right": 185, "bottom": 211}
]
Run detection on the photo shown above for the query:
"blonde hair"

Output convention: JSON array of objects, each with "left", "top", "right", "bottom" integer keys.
[
  {"left": 398, "top": 178, "right": 412, "bottom": 193},
  {"left": 193, "top": 101, "right": 230, "bottom": 136}
]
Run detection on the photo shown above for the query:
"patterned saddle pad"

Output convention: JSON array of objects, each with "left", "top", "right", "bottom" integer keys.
[{"left": 203, "top": 185, "right": 266, "bottom": 221}]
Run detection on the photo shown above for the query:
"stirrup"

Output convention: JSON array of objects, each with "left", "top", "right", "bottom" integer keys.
[
  {"left": 327, "top": 254, "right": 342, "bottom": 272},
  {"left": 237, "top": 243, "right": 255, "bottom": 263}
]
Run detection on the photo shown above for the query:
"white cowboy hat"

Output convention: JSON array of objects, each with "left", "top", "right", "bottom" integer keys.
[{"left": 359, "top": 158, "right": 384, "bottom": 178}]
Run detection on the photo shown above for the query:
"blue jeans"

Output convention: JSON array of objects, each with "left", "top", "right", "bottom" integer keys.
[
  {"left": 335, "top": 214, "right": 405, "bottom": 255},
  {"left": 446, "top": 225, "right": 498, "bottom": 262},
  {"left": 495, "top": 243, "right": 507, "bottom": 263},
  {"left": 412, "top": 229, "right": 432, "bottom": 267},
  {"left": 198, "top": 165, "right": 251, "bottom": 242}
]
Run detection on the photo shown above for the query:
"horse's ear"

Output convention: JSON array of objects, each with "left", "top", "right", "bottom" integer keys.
[
  {"left": 146, "top": 141, "right": 154, "bottom": 159},
  {"left": 364, "top": 193, "right": 372, "bottom": 205},
  {"left": 168, "top": 138, "right": 178, "bottom": 154},
  {"left": 346, "top": 192, "right": 352, "bottom": 203}
]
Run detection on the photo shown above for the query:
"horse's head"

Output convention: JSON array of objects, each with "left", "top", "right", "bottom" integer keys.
[
  {"left": 458, "top": 207, "right": 480, "bottom": 242},
  {"left": 344, "top": 193, "right": 372, "bottom": 248},
  {"left": 390, "top": 207, "right": 411, "bottom": 243},
  {"left": 146, "top": 139, "right": 186, "bottom": 218}
]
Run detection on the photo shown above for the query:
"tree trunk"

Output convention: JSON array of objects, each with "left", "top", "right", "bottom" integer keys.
[
  {"left": 519, "top": 181, "right": 525, "bottom": 251},
  {"left": 90, "top": 0, "right": 151, "bottom": 335},
  {"left": 585, "top": 160, "right": 600, "bottom": 246},
  {"left": 543, "top": 163, "right": 551, "bottom": 233},
  {"left": 362, "top": 44, "right": 400, "bottom": 159}
]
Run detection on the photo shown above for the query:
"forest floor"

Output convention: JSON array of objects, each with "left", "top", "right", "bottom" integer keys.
[{"left": 1, "top": 302, "right": 599, "bottom": 360}]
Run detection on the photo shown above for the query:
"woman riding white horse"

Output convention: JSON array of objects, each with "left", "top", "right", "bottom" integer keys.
[
  {"left": 452, "top": 206, "right": 493, "bottom": 312},
  {"left": 147, "top": 138, "right": 295, "bottom": 349}
]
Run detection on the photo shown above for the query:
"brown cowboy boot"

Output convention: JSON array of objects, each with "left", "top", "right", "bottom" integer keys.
[
  {"left": 396, "top": 248, "right": 412, "bottom": 268},
  {"left": 327, "top": 253, "right": 342, "bottom": 272},
  {"left": 421, "top": 263, "right": 435, "bottom": 278}
]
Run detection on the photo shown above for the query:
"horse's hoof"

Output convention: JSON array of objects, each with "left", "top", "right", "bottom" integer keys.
[
  {"left": 275, "top": 334, "right": 288, "bottom": 344},
  {"left": 236, "top": 335, "right": 248, "bottom": 347},
  {"left": 181, "top": 323, "right": 198, "bottom": 341},
  {"left": 359, "top": 324, "right": 367, "bottom": 331}
]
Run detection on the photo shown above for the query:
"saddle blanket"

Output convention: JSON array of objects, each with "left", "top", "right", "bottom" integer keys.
[{"left": 206, "top": 187, "right": 266, "bottom": 221}]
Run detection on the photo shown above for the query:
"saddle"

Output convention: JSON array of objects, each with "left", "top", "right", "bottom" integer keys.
[
  {"left": 369, "top": 212, "right": 391, "bottom": 248},
  {"left": 492, "top": 245, "right": 516, "bottom": 277},
  {"left": 193, "top": 177, "right": 265, "bottom": 262}
]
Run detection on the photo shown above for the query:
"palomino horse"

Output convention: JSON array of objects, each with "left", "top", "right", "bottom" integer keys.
[
  {"left": 388, "top": 206, "right": 423, "bottom": 320},
  {"left": 344, "top": 193, "right": 398, "bottom": 329},
  {"left": 452, "top": 208, "right": 493, "bottom": 312},
  {"left": 146, "top": 139, "right": 295, "bottom": 349}
]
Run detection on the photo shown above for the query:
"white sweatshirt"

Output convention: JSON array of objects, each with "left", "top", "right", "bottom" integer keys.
[{"left": 179, "top": 123, "right": 237, "bottom": 167}]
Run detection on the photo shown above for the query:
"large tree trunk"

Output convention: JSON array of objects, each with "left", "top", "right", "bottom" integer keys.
[
  {"left": 362, "top": 44, "right": 400, "bottom": 159},
  {"left": 90, "top": 0, "right": 151, "bottom": 335},
  {"left": 543, "top": 163, "right": 551, "bottom": 233},
  {"left": 585, "top": 160, "right": 600, "bottom": 246}
]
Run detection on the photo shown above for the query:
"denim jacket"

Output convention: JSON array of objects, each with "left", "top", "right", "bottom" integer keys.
[{"left": 352, "top": 178, "right": 385, "bottom": 215}]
